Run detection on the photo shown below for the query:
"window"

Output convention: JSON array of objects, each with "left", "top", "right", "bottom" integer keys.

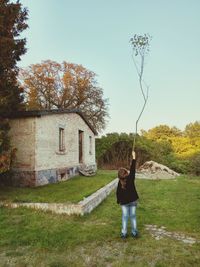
[
  {"left": 89, "top": 136, "right": 92, "bottom": 155},
  {"left": 59, "top": 128, "right": 65, "bottom": 151},
  {"left": 79, "top": 130, "right": 84, "bottom": 163}
]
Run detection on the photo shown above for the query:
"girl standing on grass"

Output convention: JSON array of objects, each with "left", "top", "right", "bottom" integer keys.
[{"left": 116, "top": 151, "right": 139, "bottom": 239}]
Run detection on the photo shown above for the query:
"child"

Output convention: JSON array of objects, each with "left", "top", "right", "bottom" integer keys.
[{"left": 116, "top": 151, "right": 139, "bottom": 239}]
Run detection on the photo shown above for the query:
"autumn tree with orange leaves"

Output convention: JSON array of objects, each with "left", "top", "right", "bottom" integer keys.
[{"left": 19, "top": 60, "right": 109, "bottom": 132}]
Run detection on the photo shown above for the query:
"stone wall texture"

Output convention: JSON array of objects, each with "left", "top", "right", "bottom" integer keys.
[
  {"left": 9, "top": 113, "right": 96, "bottom": 187},
  {"left": 35, "top": 113, "right": 96, "bottom": 171},
  {"left": 9, "top": 117, "right": 36, "bottom": 171}
]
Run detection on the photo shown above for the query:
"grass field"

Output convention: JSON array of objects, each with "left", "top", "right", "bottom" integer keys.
[
  {"left": 0, "top": 172, "right": 200, "bottom": 267},
  {"left": 0, "top": 170, "right": 116, "bottom": 203}
]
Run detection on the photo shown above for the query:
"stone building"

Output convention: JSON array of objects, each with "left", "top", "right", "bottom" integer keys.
[{"left": 8, "top": 109, "right": 97, "bottom": 187}]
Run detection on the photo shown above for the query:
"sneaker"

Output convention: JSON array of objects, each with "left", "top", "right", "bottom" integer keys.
[
  {"left": 131, "top": 231, "right": 139, "bottom": 238},
  {"left": 120, "top": 233, "right": 127, "bottom": 239}
]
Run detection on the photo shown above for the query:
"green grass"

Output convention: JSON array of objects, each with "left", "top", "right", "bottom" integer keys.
[
  {"left": 0, "top": 170, "right": 117, "bottom": 203},
  {"left": 0, "top": 174, "right": 200, "bottom": 266}
]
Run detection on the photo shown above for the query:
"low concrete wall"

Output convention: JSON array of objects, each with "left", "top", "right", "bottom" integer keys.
[
  {"left": 79, "top": 178, "right": 118, "bottom": 214},
  {"left": 0, "top": 202, "right": 82, "bottom": 215},
  {"left": 0, "top": 178, "right": 118, "bottom": 215}
]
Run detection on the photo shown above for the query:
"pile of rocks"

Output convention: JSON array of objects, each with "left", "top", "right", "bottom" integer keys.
[{"left": 136, "top": 161, "right": 180, "bottom": 179}]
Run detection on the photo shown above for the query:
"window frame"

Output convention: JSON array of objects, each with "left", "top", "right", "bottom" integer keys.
[
  {"left": 89, "top": 135, "right": 92, "bottom": 155},
  {"left": 59, "top": 127, "right": 65, "bottom": 152}
]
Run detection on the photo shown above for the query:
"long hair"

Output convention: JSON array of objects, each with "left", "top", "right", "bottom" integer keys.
[{"left": 118, "top": 167, "right": 129, "bottom": 189}]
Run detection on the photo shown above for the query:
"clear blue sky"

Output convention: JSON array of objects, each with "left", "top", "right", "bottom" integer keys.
[{"left": 19, "top": 0, "right": 200, "bottom": 135}]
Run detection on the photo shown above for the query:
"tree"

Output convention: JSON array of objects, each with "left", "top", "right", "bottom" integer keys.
[
  {"left": 184, "top": 121, "right": 200, "bottom": 139},
  {"left": 184, "top": 121, "right": 200, "bottom": 147},
  {"left": 0, "top": 0, "right": 28, "bottom": 174},
  {"left": 190, "top": 152, "right": 200, "bottom": 175},
  {"left": 96, "top": 132, "right": 153, "bottom": 169},
  {"left": 19, "top": 60, "right": 109, "bottom": 132},
  {"left": 171, "top": 136, "right": 196, "bottom": 157},
  {"left": 142, "top": 125, "right": 182, "bottom": 141},
  {"left": 0, "top": 0, "right": 28, "bottom": 114}
]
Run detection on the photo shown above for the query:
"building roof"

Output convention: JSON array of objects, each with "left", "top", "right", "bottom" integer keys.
[{"left": 6, "top": 109, "right": 98, "bottom": 135}]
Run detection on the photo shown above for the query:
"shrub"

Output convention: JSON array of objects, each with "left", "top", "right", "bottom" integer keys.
[{"left": 189, "top": 152, "right": 200, "bottom": 175}]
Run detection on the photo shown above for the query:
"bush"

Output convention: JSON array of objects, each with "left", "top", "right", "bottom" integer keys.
[
  {"left": 189, "top": 152, "right": 200, "bottom": 175},
  {"left": 167, "top": 159, "right": 190, "bottom": 174}
]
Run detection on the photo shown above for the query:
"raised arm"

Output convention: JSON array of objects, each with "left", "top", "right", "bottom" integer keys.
[{"left": 129, "top": 151, "right": 136, "bottom": 179}]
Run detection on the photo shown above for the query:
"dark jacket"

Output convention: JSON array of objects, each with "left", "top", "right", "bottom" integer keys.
[{"left": 116, "top": 159, "right": 139, "bottom": 205}]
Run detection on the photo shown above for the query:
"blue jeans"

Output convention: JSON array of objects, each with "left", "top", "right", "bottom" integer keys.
[{"left": 121, "top": 202, "right": 137, "bottom": 235}]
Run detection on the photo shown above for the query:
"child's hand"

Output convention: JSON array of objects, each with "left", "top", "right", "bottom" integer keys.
[{"left": 132, "top": 151, "right": 136, "bottom": 159}]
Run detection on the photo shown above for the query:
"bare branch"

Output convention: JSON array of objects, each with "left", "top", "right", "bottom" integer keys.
[{"left": 130, "top": 34, "right": 152, "bottom": 150}]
